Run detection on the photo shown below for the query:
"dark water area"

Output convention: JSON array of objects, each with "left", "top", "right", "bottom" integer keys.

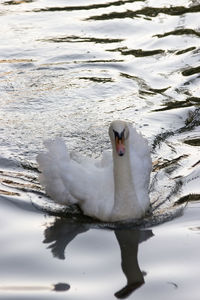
[{"left": 0, "top": 0, "right": 200, "bottom": 299}]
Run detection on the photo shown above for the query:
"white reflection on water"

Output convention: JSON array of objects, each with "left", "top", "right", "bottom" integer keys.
[{"left": 0, "top": 179, "right": 200, "bottom": 299}]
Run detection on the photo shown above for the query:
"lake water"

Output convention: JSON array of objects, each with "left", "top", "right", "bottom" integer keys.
[{"left": 0, "top": 0, "right": 200, "bottom": 299}]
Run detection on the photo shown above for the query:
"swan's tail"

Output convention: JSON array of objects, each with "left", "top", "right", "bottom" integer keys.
[{"left": 36, "top": 138, "right": 78, "bottom": 205}]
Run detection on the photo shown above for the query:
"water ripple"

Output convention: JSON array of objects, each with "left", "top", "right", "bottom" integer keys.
[
  {"left": 33, "top": 0, "right": 145, "bottom": 13},
  {"left": 86, "top": 5, "right": 200, "bottom": 20}
]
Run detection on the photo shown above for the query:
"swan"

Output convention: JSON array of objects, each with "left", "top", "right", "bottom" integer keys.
[{"left": 36, "top": 120, "right": 152, "bottom": 222}]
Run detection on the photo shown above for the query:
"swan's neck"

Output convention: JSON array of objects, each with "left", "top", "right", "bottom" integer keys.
[{"left": 112, "top": 142, "right": 139, "bottom": 221}]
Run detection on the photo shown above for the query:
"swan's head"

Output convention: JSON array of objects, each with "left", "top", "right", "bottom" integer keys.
[{"left": 109, "top": 120, "right": 130, "bottom": 157}]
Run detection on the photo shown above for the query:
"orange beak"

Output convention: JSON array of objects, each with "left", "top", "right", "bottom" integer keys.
[{"left": 115, "top": 136, "right": 125, "bottom": 156}]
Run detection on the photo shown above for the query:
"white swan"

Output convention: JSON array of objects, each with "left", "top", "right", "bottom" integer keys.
[{"left": 37, "top": 120, "right": 152, "bottom": 222}]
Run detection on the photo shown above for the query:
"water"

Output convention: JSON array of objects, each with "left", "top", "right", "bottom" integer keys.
[{"left": 0, "top": 0, "right": 200, "bottom": 299}]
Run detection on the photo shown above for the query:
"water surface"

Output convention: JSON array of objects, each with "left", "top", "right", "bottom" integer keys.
[{"left": 0, "top": 0, "right": 200, "bottom": 299}]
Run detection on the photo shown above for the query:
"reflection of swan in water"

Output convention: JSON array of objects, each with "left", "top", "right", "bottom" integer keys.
[
  {"left": 37, "top": 120, "right": 152, "bottom": 222},
  {"left": 43, "top": 218, "right": 153, "bottom": 298},
  {"left": 43, "top": 219, "right": 89, "bottom": 260},
  {"left": 115, "top": 229, "right": 153, "bottom": 298}
]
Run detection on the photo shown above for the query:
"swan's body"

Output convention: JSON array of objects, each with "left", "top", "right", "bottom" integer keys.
[{"left": 37, "top": 121, "right": 152, "bottom": 221}]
